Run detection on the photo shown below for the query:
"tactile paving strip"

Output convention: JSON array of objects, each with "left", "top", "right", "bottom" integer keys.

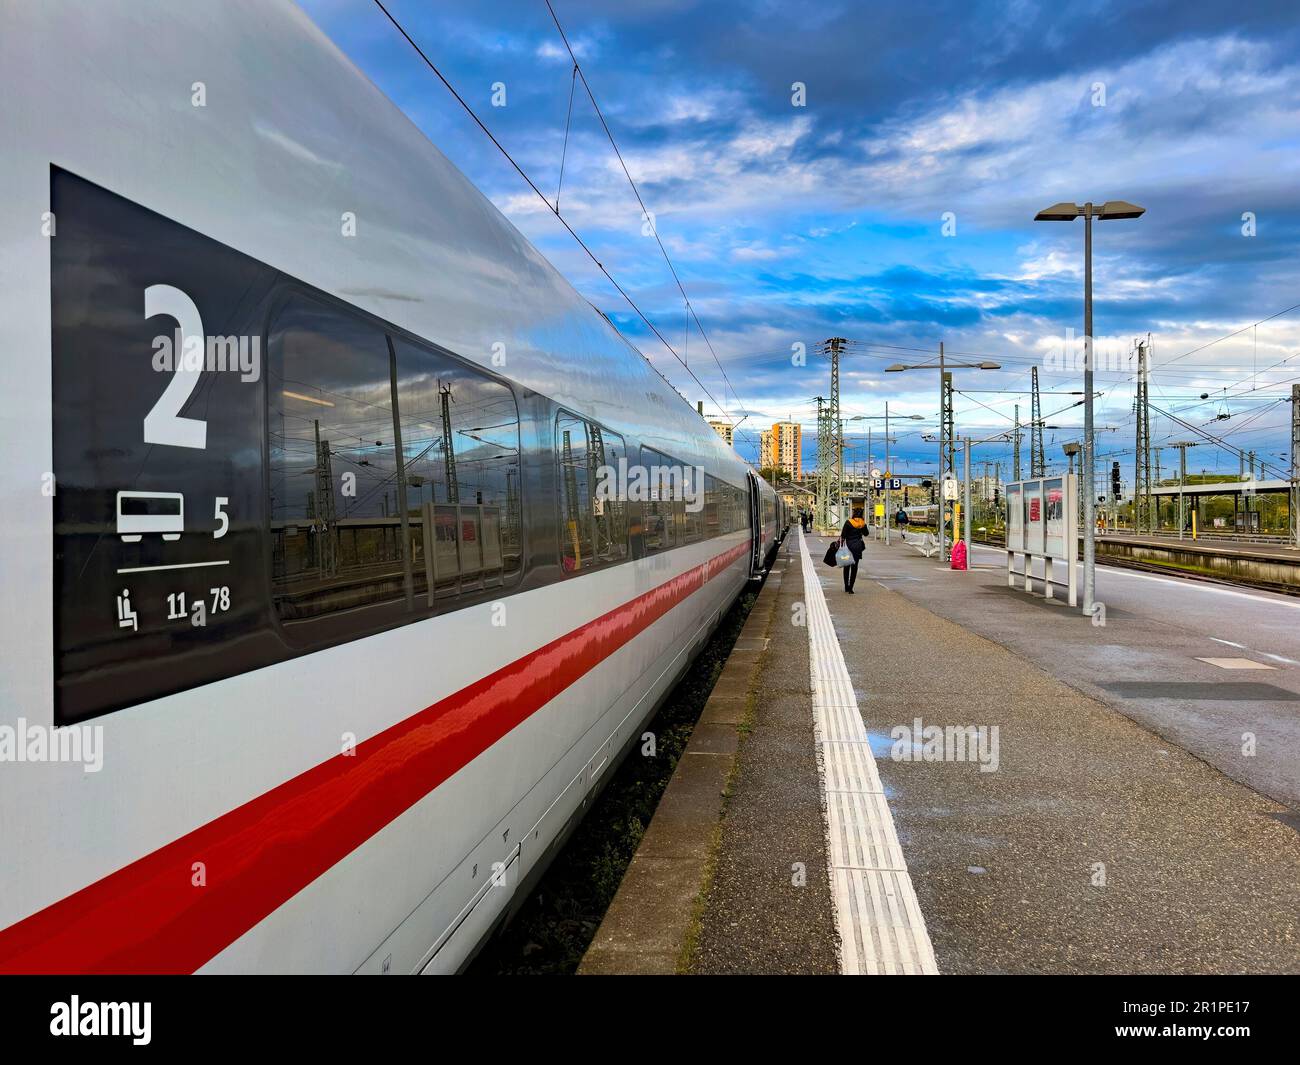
[{"left": 798, "top": 530, "right": 938, "bottom": 975}]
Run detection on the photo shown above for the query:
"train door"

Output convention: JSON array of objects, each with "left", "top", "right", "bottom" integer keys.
[{"left": 747, "top": 472, "right": 762, "bottom": 576}]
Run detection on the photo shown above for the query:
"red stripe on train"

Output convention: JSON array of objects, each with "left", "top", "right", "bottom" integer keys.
[{"left": 0, "top": 542, "right": 750, "bottom": 973}]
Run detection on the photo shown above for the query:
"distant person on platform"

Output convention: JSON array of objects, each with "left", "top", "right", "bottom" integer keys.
[
  {"left": 839, "top": 507, "right": 867, "bottom": 593},
  {"left": 895, "top": 507, "right": 909, "bottom": 527}
]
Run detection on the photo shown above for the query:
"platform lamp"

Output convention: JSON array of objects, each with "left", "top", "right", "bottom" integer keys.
[{"left": 1034, "top": 199, "right": 1145, "bottom": 617}]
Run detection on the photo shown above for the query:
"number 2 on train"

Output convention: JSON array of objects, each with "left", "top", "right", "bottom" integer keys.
[{"left": 143, "top": 283, "right": 207, "bottom": 449}]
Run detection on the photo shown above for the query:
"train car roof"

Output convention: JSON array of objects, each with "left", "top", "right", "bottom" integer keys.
[{"left": 6, "top": 0, "right": 758, "bottom": 486}]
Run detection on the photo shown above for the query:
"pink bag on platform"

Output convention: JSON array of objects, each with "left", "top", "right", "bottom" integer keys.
[{"left": 950, "top": 540, "right": 968, "bottom": 570}]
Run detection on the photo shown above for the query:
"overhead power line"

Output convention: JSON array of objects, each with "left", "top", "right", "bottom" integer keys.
[
  {"left": 370, "top": 0, "right": 734, "bottom": 425},
  {"left": 540, "top": 0, "right": 748, "bottom": 425}
]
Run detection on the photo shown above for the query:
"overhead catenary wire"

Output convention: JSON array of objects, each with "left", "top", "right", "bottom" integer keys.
[
  {"left": 539, "top": 0, "right": 749, "bottom": 426},
  {"left": 554, "top": 62, "right": 578, "bottom": 213},
  {"left": 369, "top": 0, "right": 735, "bottom": 426}
]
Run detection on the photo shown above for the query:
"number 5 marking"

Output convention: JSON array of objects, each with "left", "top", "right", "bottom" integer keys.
[
  {"left": 214, "top": 496, "right": 229, "bottom": 539},
  {"left": 144, "top": 284, "right": 207, "bottom": 449}
]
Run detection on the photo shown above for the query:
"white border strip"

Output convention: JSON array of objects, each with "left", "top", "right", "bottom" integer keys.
[{"left": 798, "top": 529, "right": 938, "bottom": 975}]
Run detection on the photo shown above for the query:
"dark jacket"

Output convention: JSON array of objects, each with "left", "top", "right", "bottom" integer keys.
[{"left": 840, "top": 517, "right": 867, "bottom": 559}]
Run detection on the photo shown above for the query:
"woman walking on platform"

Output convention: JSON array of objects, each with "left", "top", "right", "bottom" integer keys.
[{"left": 839, "top": 508, "right": 867, "bottom": 593}]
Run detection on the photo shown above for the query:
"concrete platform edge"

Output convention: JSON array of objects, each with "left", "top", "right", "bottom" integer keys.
[{"left": 576, "top": 554, "right": 784, "bottom": 975}]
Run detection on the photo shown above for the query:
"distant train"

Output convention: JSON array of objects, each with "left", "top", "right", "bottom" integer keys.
[
  {"left": 902, "top": 504, "right": 940, "bottom": 526},
  {"left": 0, "top": 0, "right": 785, "bottom": 974}
]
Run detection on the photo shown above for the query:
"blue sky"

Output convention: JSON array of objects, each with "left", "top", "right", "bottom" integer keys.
[{"left": 300, "top": 0, "right": 1300, "bottom": 483}]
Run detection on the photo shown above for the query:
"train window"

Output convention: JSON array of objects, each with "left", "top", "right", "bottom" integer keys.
[
  {"left": 557, "top": 414, "right": 594, "bottom": 571},
  {"left": 390, "top": 337, "right": 522, "bottom": 601},
  {"left": 704, "top": 475, "right": 721, "bottom": 538},
  {"left": 591, "top": 426, "right": 629, "bottom": 564},
  {"left": 557, "top": 413, "right": 628, "bottom": 572},
  {"left": 720, "top": 480, "right": 743, "bottom": 534},
  {"left": 680, "top": 478, "right": 703, "bottom": 544},
  {"left": 268, "top": 296, "right": 411, "bottom": 632},
  {"left": 640, "top": 447, "right": 677, "bottom": 554}
]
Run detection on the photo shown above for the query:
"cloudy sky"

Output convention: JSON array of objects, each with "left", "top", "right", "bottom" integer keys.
[{"left": 300, "top": 0, "right": 1300, "bottom": 484}]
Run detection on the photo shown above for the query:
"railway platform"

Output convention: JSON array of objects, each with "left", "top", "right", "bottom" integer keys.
[{"left": 582, "top": 529, "right": 1300, "bottom": 975}]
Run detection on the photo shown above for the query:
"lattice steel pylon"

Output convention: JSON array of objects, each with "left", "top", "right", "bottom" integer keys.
[
  {"left": 942, "top": 373, "right": 954, "bottom": 482},
  {"left": 1030, "top": 366, "right": 1045, "bottom": 477},
  {"left": 312, "top": 418, "right": 337, "bottom": 579},
  {"left": 815, "top": 395, "right": 833, "bottom": 529},
  {"left": 818, "top": 337, "right": 845, "bottom": 529},
  {"left": 1134, "top": 339, "right": 1153, "bottom": 533},
  {"left": 1290, "top": 383, "right": 1300, "bottom": 547},
  {"left": 439, "top": 381, "right": 459, "bottom": 504}
]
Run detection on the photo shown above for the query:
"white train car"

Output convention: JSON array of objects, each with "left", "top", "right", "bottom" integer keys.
[{"left": 0, "top": 0, "right": 781, "bottom": 973}]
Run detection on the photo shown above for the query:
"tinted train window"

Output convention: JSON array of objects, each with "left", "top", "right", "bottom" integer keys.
[
  {"left": 680, "top": 463, "right": 703, "bottom": 544},
  {"left": 591, "top": 426, "right": 629, "bottom": 564},
  {"left": 558, "top": 413, "right": 628, "bottom": 572},
  {"left": 728, "top": 482, "right": 746, "bottom": 532},
  {"left": 557, "top": 414, "right": 594, "bottom": 570},
  {"left": 391, "top": 336, "right": 522, "bottom": 601},
  {"left": 640, "top": 447, "right": 677, "bottom": 554},
  {"left": 704, "top": 475, "right": 721, "bottom": 538},
  {"left": 268, "top": 297, "right": 408, "bottom": 631}
]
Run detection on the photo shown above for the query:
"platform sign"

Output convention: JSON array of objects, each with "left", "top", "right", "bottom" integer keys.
[
  {"left": 50, "top": 167, "right": 524, "bottom": 725},
  {"left": 1023, "top": 480, "right": 1044, "bottom": 554},
  {"left": 1044, "top": 477, "right": 1066, "bottom": 557},
  {"left": 50, "top": 168, "right": 278, "bottom": 723},
  {"left": 1006, "top": 482, "right": 1023, "bottom": 549},
  {"left": 942, "top": 477, "right": 958, "bottom": 501},
  {"left": 1003, "top": 474, "right": 1078, "bottom": 607}
]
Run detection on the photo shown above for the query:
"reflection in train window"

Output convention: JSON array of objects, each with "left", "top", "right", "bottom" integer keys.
[
  {"left": 268, "top": 296, "right": 408, "bottom": 627},
  {"left": 639, "top": 447, "right": 677, "bottom": 554},
  {"left": 590, "top": 426, "right": 628, "bottom": 565},
  {"left": 557, "top": 414, "right": 593, "bottom": 570},
  {"left": 391, "top": 336, "right": 522, "bottom": 602},
  {"left": 558, "top": 414, "right": 628, "bottom": 573},
  {"left": 268, "top": 297, "right": 523, "bottom": 636},
  {"left": 679, "top": 464, "right": 703, "bottom": 544}
]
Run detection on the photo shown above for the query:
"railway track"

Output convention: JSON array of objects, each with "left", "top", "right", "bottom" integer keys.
[{"left": 970, "top": 537, "right": 1300, "bottom": 598}]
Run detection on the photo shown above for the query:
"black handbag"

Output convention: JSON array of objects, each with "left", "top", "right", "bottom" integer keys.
[{"left": 822, "top": 542, "right": 840, "bottom": 567}]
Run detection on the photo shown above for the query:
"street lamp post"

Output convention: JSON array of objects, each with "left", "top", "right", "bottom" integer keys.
[
  {"left": 938, "top": 342, "right": 946, "bottom": 556},
  {"left": 963, "top": 437, "right": 972, "bottom": 558},
  {"left": 885, "top": 402, "right": 891, "bottom": 546},
  {"left": 886, "top": 350, "right": 1000, "bottom": 560},
  {"left": 1034, "top": 199, "right": 1144, "bottom": 617}
]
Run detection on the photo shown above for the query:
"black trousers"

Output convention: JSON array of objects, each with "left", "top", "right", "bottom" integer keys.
[{"left": 842, "top": 557, "right": 859, "bottom": 590}]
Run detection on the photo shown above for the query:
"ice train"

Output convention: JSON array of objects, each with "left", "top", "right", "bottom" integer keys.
[{"left": 0, "top": 0, "right": 784, "bottom": 972}]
